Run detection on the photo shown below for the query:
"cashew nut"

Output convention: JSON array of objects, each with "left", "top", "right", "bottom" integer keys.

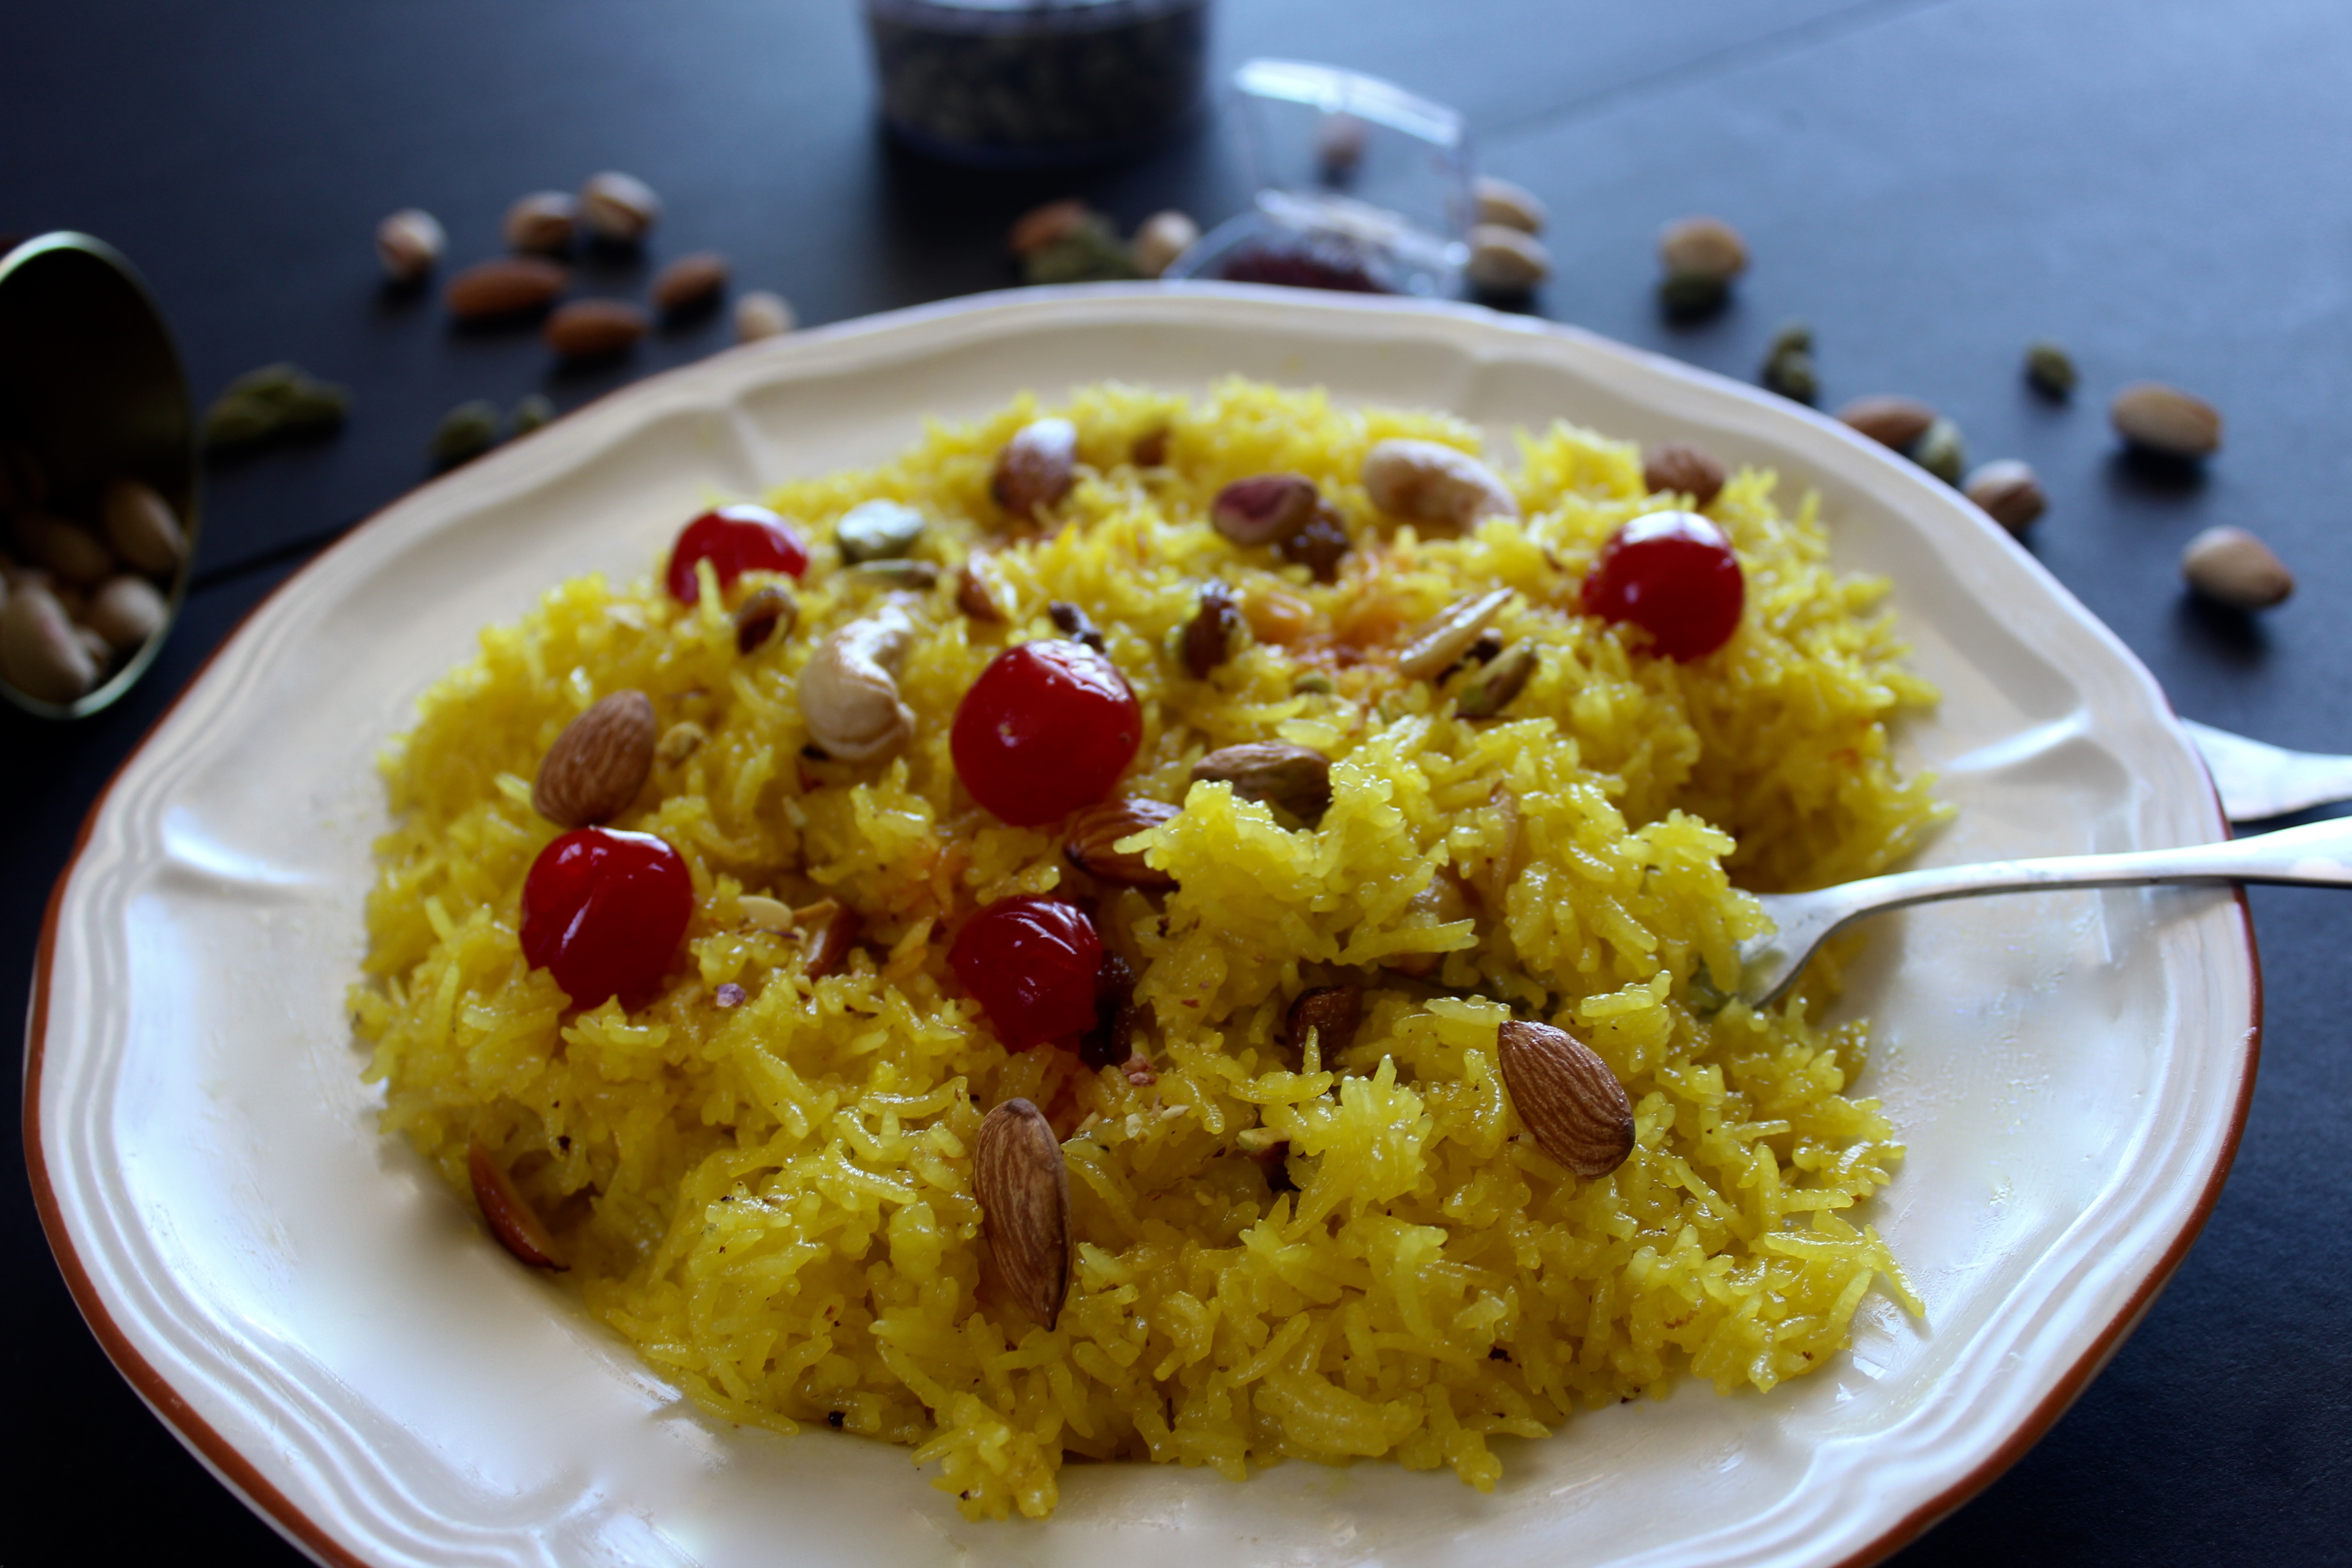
[
  {"left": 799, "top": 599, "right": 917, "bottom": 760},
  {"left": 1361, "top": 439, "right": 1519, "bottom": 530}
]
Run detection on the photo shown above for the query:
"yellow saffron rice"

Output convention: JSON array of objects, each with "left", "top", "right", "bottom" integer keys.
[{"left": 354, "top": 379, "right": 1940, "bottom": 1519}]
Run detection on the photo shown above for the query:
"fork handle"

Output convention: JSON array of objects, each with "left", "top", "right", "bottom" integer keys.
[{"left": 1829, "top": 814, "right": 2352, "bottom": 916}]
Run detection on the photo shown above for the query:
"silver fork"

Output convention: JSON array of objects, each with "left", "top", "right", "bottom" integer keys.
[{"left": 1727, "top": 816, "right": 2352, "bottom": 1010}]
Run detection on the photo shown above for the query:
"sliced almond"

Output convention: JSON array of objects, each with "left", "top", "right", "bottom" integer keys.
[
  {"left": 1064, "top": 797, "right": 1180, "bottom": 887},
  {"left": 974, "top": 1098, "right": 1071, "bottom": 1329},
  {"left": 444, "top": 256, "right": 567, "bottom": 321},
  {"left": 1837, "top": 395, "right": 1937, "bottom": 452},
  {"left": 468, "top": 1139, "right": 568, "bottom": 1269},
  {"left": 795, "top": 898, "right": 862, "bottom": 978},
  {"left": 1397, "top": 588, "right": 1513, "bottom": 680},
  {"left": 1496, "top": 1019, "right": 1635, "bottom": 1178},
  {"left": 1641, "top": 441, "right": 1726, "bottom": 509},
  {"left": 532, "top": 690, "right": 657, "bottom": 827},
  {"left": 740, "top": 894, "right": 795, "bottom": 932}
]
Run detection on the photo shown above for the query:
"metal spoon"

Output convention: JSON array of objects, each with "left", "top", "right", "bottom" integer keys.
[{"left": 1727, "top": 815, "right": 2352, "bottom": 1010}]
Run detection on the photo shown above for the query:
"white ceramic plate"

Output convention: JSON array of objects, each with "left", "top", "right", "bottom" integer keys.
[{"left": 29, "top": 285, "right": 2255, "bottom": 1568}]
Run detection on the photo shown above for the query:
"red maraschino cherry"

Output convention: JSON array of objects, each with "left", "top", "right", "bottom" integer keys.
[
  {"left": 951, "top": 640, "right": 1142, "bottom": 826},
  {"left": 665, "top": 505, "right": 809, "bottom": 605},
  {"left": 1580, "top": 510, "right": 1745, "bottom": 661},
  {"left": 950, "top": 897, "right": 1104, "bottom": 1050},
  {"left": 520, "top": 827, "right": 693, "bottom": 1008}
]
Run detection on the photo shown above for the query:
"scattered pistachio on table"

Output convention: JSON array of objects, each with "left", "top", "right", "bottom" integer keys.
[
  {"left": 2181, "top": 526, "right": 2292, "bottom": 609},
  {"left": 2024, "top": 340, "right": 2077, "bottom": 400},
  {"left": 1657, "top": 215, "right": 1747, "bottom": 318},
  {"left": 1910, "top": 417, "right": 1967, "bottom": 485},
  {"left": 651, "top": 252, "right": 730, "bottom": 315},
  {"left": 734, "top": 290, "right": 795, "bottom": 343},
  {"left": 375, "top": 208, "right": 445, "bottom": 284},
  {"left": 1473, "top": 176, "right": 1546, "bottom": 235},
  {"left": 204, "top": 363, "right": 351, "bottom": 451},
  {"left": 2112, "top": 382, "right": 2222, "bottom": 459},
  {"left": 1962, "top": 459, "right": 2046, "bottom": 534},
  {"left": 1130, "top": 210, "right": 1200, "bottom": 279},
  {"left": 430, "top": 400, "right": 502, "bottom": 468},
  {"left": 1759, "top": 321, "right": 1818, "bottom": 403},
  {"left": 503, "top": 192, "right": 578, "bottom": 255},
  {"left": 579, "top": 171, "right": 662, "bottom": 244},
  {"left": 1466, "top": 225, "right": 1550, "bottom": 295},
  {"left": 509, "top": 393, "right": 556, "bottom": 438}
]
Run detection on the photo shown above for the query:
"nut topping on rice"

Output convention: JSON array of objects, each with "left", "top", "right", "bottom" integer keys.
[{"left": 357, "top": 381, "right": 1938, "bottom": 1521}]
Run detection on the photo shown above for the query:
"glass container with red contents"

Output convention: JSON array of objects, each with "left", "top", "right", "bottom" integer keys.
[{"left": 1161, "top": 59, "right": 1473, "bottom": 299}]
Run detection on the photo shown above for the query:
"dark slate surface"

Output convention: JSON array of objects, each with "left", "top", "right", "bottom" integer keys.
[{"left": 4, "top": 0, "right": 2346, "bottom": 1562}]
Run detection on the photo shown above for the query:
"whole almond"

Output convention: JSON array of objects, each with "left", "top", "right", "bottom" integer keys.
[
  {"left": 1191, "top": 741, "right": 1332, "bottom": 823},
  {"left": 532, "top": 689, "right": 657, "bottom": 826},
  {"left": 503, "top": 191, "right": 578, "bottom": 254},
  {"left": 652, "top": 251, "right": 730, "bottom": 314},
  {"left": 100, "top": 477, "right": 186, "bottom": 573},
  {"left": 795, "top": 898, "right": 863, "bottom": 979},
  {"left": 1496, "top": 1019, "right": 1635, "bottom": 1178},
  {"left": 1283, "top": 984, "right": 1362, "bottom": 1057},
  {"left": 1642, "top": 441, "right": 1726, "bottom": 508},
  {"left": 468, "top": 1139, "right": 567, "bottom": 1269},
  {"left": 1473, "top": 175, "right": 1547, "bottom": 235},
  {"left": 579, "top": 171, "right": 662, "bottom": 243},
  {"left": 1064, "top": 797, "right": 1180, "bottom": 887},
  {"left": 974, "top": 1098, "right": 1072, "bottom": 1329},
  {"left": 545, "top": 298, "right": 648, "bottom": 360},
  {"left": 992, "top": 417, "right": 1078, "bottom": 522},
  {"left": 2112, "top": 382, "right": 2222, "bottom": 458},
  {"left": 445, "top": 256, "right": 567, "bottom": 321},
  {"left": 1657, "top": 215, "right": 1748, "bottom": 282},
  {"left": 1837, "top": 395, "right": 1937, "bottom": 452},
  {"left": 1963, "top": 459, "right": 2047, "bottom": 534},
  {"left": 2181, "top": 526, "right": 2293, "bottom": 609}
]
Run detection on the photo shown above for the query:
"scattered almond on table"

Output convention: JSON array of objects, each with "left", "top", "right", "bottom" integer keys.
[{"left": 2113, "top": 382, "right": 2222, "bottom": 458}]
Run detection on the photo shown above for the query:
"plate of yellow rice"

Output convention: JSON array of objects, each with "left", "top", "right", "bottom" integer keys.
[{"left": 29, "top": 284, "right": 2255, "bottom": 1568}]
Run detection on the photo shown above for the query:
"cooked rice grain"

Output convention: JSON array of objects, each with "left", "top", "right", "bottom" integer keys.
[{"left": 355, "top": 380, "right": 1935, "bottom": 1519}]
